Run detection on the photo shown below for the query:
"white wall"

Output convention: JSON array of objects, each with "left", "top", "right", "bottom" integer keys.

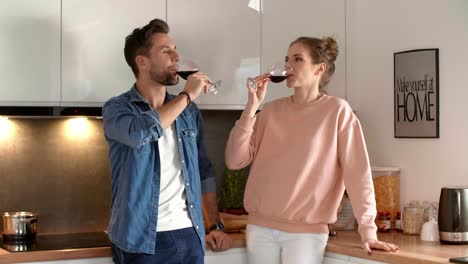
[{"left": 346, "top": 0, "right": 468, "bottom": 207}]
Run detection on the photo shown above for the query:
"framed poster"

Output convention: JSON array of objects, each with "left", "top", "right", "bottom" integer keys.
[{"left": 394, "top": 49, "right": 439, "bottom": 138}]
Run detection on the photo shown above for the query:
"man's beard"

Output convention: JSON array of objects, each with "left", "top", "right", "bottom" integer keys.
[{"left": 149, "top": 68, "right": 179, "bottom": 86}]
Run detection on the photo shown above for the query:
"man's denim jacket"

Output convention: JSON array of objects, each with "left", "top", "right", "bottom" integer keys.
[{"left": 102, "top": 85, "right": 215, "bottom": 254}]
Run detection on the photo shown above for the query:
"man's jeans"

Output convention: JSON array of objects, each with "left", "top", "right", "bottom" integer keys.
[{"left": 111, "top": 227, "right": 204, "bottom": 264}]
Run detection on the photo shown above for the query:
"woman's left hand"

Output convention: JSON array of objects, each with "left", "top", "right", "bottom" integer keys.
[{"left": 362, "top": 239, "right": 399, "bottom": 255}]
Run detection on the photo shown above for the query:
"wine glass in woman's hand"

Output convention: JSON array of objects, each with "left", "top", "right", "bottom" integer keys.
[{"left": 246, "top": 62, "right": 291, "bottom": 90}]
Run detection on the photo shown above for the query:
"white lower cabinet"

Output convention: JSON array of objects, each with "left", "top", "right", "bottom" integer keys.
[
  {"left": 324, "top": 252, "right": 349, "bottom": 264},
  {"left": 324, "top": 252, "right": 387, "bottom": 264},
  {"left": 17, "top": 249, "right": 247, "bottom": 264},
  {"left": 205, "top": 248, "right": 247, "bottom": 264},
  {"left": 324, "top": 257, "right": 348, "bottom": 264},
  {"left": 348, "top": 256, "right": 387, "bottom": 264},
  {"left": 18, "top": 257, "right": 113, "bottom": 264}
]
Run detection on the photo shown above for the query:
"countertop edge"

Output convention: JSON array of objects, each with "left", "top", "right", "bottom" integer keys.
[
  {"left": 326, "top": 242, "right": 450, "bottom": 264},
  {"left": 1, "top": 231, "right": 465, "bottom": 264},
  {"left": 0, "top": 234, "right": 246, "bottom": 264},
  {"left": 0, "top": 247, "right": 111, "bottom": 264}
]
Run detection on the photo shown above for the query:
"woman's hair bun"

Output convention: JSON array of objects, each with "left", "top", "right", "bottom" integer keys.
[{"left": 321, "top": 36, "right": 338, "bottom": 62}]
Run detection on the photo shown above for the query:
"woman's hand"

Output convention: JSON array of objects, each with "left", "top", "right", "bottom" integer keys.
[
  {"left": 244, "top": 74, "right": 269, "bottom": 117},
  {"left": 362, "top": 239, "right": 399, "bottom": 255}
]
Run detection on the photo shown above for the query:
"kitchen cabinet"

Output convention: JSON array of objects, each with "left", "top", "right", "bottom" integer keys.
[
  {"left": 324, "top": 257, "right": 348, "bottom": 264},
  {"left": 16, "top": 249, "right": 247, "bottom": 264},
  {"left": 348, "top": 256, "right": 386, "bottom": 264},
  {"left": 324, "top": 252, "right": 349, "bottom": 264},
  {"left": 324, "top": 252, "right": 387, "bottom": 264},
  {"left": 167, "top": 0, "right": 261, "bottom": 109},
  {"left": 205, "top": 248, "right": 247, "bottom": 264},
  {"left": 61, "top": 0, "right": 166, "bottom": 106},
  {"left": 17, "top": 257, "right": 113, "bottom": 264},
  {"left": 262, "top": 0, "right": 347, "bottom": 103},
  {"left": 0, "top": 0, "right": 61, "bottom": 106},
  {"left": 2, "top": 0, "right": 346, "bottom": 108}
]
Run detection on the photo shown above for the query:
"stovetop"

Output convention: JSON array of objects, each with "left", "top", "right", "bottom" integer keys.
[{"left": 0, "top": 232, "right": 110, "bottom": 253}]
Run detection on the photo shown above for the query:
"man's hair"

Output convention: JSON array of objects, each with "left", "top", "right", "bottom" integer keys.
[{"left": 124, "top": 18, "right": 169, "bottom": 77}]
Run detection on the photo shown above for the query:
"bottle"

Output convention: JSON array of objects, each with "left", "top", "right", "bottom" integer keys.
[{"left": 395, "top": 211, "right": 402, "bottom": 232}]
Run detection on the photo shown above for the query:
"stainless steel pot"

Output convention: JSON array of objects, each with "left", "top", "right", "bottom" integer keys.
[
  {"left": 1, "top": 241, "right": 37, "bottom": 252},
  {"left": 2, "top": 212, "right": 38, "bottom": 242}
]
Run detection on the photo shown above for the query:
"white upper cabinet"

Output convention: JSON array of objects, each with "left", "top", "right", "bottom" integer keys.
[
  {"left": 61, "top": 0, "right": 166, "bottom": 106},
  {"left": 167, "top": 0, "right": 261, "bottom": 109},
  {"left": 0, "top": 0, "right": 61, "bottom": 106},
  {"left": 1, "top": 0, "right": 345, "bottom": 108},
  {"left": 262, "top": 0, "right": 346, "bottom": 103}
]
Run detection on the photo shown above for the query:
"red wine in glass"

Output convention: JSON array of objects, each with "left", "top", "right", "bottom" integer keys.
[
  {"left": 269, "top": 75, "right": 288, "bottom": 83},
  {"left": 176, "top": 58, "right": 221, "bottom": 94},
  {"left": 177, "top": 70, "right": 199, "bottom": 80},
  {"left": 247, "top": 62, "right": 291, "bottom": 89}
]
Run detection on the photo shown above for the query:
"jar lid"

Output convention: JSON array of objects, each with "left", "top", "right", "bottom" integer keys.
[
  {"left": 371, "top": 166, "right": 400, "bottom": 177},
  {"left": 371, "top": 166, "right": 400, "bottom": 172},
  {"left": 404, "top": 206, "right": 423, "bottom": 212}
]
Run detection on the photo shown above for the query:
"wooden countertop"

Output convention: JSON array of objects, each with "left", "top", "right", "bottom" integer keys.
[
  {"left": 0, "top": 233, "right": 246, "bottom": 264},
  {"left": 0, "top": 247, "right": 111, "bottom": 264},
  {"left": 1, "top": 231, "right": 467, "bottom": 264},
  {"left": 327, "top": 230, "right": 468, "bottom": 264}
]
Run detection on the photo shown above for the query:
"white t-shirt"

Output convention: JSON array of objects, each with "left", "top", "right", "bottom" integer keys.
[{"left": 156, "top": 123, "right": 193, "bottom": 231}]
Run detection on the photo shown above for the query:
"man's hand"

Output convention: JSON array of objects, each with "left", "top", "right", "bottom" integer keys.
[
  {"left": 205, "top": 231, "right": 232, "bottom": 252},
  {"left": 362, "top": 239, "right": 399, "bottom": 255},
  {"left": 184, "top": 72, "right": 210, "bottom": 100}
]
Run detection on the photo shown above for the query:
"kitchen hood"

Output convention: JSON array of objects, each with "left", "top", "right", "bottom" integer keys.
[{"left": 0, "top": 106, "right": 102, "bottom": 118}]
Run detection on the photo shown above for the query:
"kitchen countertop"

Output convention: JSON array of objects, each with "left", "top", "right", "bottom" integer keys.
[
  {"left": 0, "top": 231, "right": 467, "bottom": 264},
  {"left": 327, "top": 231, "right": 468, "bottom": 264}
]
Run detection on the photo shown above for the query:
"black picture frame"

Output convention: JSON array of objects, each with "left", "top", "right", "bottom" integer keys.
[{"left": 394, "top": 49, "right": 439, "bottom": 138}]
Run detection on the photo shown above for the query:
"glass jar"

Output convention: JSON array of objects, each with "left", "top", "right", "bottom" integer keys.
[
  {"left": 402, "top": 206, "right": 424, "bottom": 234},
  {"left": 372, "top": 167, "right": 400, "bottom": 228},
  {"left": 385, "top": 212, "right": 392, "bottom": 231},
  {"left": 377, "top": 211, "right": 391, "bottom": 232}
]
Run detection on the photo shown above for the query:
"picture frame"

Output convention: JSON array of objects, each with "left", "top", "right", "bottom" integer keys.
[{"left": 394, "top": 49, "right": 439, "bottom": 138}]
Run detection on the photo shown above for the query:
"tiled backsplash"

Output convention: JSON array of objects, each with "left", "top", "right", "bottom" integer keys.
[{"left": 0, "top": 110, "right": 241, "bottom": 234}]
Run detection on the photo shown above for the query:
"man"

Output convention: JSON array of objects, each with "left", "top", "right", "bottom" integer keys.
[{"left": 103, "top": 18, "right": 232, "bottom": 263}]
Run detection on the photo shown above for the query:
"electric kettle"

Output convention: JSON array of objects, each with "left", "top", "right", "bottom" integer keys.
[{"left": 438, "top": 186, "right": 468, "bottom": 244}]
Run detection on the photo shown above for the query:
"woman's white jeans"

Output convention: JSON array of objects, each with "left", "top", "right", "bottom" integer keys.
[{"left": 246, "top": 224, "right": 328, "bottom": 264}]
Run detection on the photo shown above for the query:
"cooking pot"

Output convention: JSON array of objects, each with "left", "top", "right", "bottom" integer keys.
[
  {"left": 2, "top": 212, "right": 39, "bottom": 242},
  {"left": 1, "top": 240, "right": 37, "bottom": 252}
]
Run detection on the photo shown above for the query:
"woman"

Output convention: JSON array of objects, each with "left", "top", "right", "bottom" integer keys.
[{"left": 225, "top": 36, "right": 398, "bottom": 264}]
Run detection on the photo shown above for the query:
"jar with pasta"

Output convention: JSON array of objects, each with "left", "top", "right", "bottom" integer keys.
[{"left": 372, "top": 167, "right": 400, "bottom": 228}]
